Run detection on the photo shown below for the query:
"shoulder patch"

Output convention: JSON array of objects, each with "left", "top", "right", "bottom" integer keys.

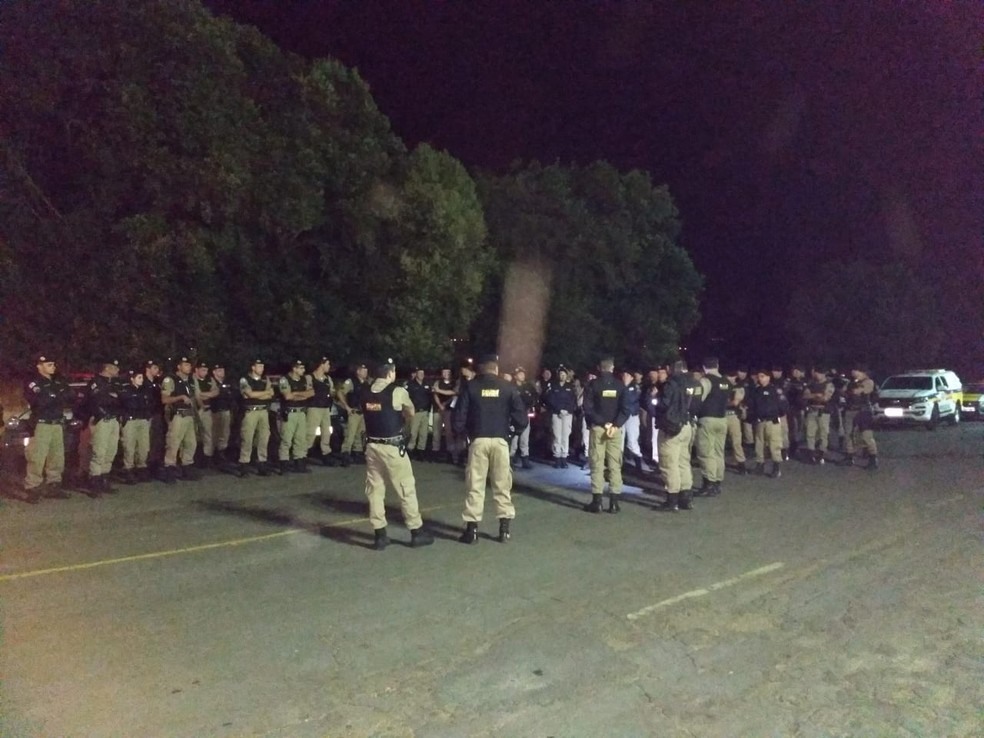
[
  {"left": 161, "top": 377, "right": 174, "bottom": 390},
  {"left": 239, "top": 378, "right": 250, "bottom": 391},
  {"left": 28, "top": 382, "right": 39, "bottom": 392},
  {"left": 278, "top": 377, "right": 290, "bottom": 391}
]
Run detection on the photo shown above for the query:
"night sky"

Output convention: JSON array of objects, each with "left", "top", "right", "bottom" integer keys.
[{"left": 206, "top": 1, "right": 981, "bottom": 363}]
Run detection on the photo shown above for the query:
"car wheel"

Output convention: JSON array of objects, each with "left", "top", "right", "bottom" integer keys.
[{"left": 926, "top": 404, "right": 940, "bottom": 431}]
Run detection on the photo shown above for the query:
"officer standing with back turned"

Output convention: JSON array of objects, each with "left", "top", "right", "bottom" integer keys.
[{"left": 454, "top": 354, "right": 529, "bottom": 544}]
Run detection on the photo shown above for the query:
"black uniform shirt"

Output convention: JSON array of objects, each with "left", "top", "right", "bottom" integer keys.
[
  {"left": 749, "top": 385, "right": 784, "bottom": 422},
  {"left": 544, "top": 381, "right": 577, "bottom": 414},
  {"left": 453, "top": 372, "right": 528, "bottom": 440},
  {"left": 406, "top": 378, "right": 432, "bottom": 412},
  {"left": 583, "top": 371, "right": 629, "bottom": 428},
  {"left": 119, "top": 383, "right": 153, "bottom": 419},
  {"left": 210, "top": 379, "right": 237, "bottom": 412},
  {"left": 25, "top": 374, "right": 70, "bottom": 422},
  {"left": 88, "top": 375, "right": 122, "bottom": 420}
]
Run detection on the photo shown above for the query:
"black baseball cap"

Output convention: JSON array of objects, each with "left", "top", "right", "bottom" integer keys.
[{"left": 34, "top": 353, "right": 54, "bottom": 364}]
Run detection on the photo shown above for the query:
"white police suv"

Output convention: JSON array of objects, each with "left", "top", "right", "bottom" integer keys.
[{"left": 873, "top": 369, "right": 963, "bottom": 429}]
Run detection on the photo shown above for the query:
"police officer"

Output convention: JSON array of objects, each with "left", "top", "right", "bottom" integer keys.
[
  {"left": 278, "top": 359, "right": 314, "bottom": 473},
  {"left": 404, "top": 366, "right": 432, "bottom": 460},
  {"left": 209, "top": 363, "right": 237, "bottom": 470},
  {"left": 454, "top": 354, "right": 529, "bottom": 544},
  {"left": 582, "top": 357, "right": 629, "bottom": 514},
  {"left": 238, "top": 358, "right": 275, "bottom": 476},
  {"left": 620, "top": 368, "right": 644, "bottom": 471},
  {"left": 22, "top": 353, "right": 72, "bottom": 502},
  {"left": 655, "top": 360, "right": 696, "bottom": 511},
  {"left": 841, "top": 365, "right": 878, "bottom": 470},
  {"left": 362, "top": 360, "right": 435, "bottom": 551},
  {"left": 87, "top": 359, "right": 122, "bottom": 493},
  {"left": 430, "top": 366, "right": 456, "bottom": 463},
  {"left": 337, "top": 362, "right": 369, "bottom": 466},
  {"left": 803, "top": 366, "right": 835, "bottom": 464},
  {"left": 723, "top": 369, "right": 748, "bottom": 474},
  {"left": 544, "top": 365, "right": 576, "bottom": 468},
  {"left": 695, "top": 357, "right": 731, "bottom": 496},
  {"left": 118, "top": 368, "right": 152, "bottom": 484},
  {"left": 771, "top": 366, "right": 791, "bottom": 460},
  {"left": 306, "top": 356, "right": 336, "bottom": 466},
  {"left": 161, "top": 356, "right": 200, "bottom": 484},
  {"left": 748, "top": 369, "right": 785, "bottom": 478},
  {"left": 510, "top": 367, "right": 537, "bottom": 470},
  {"left": 787, "top": 365, "right": 807, "bottom": 457},
  {"left": 736, "top": 366, "right": 755, "bottom": 447},
  {"left": 142, "top": 360, "right": 165, "bottom": 475},
  {"left": 191, "top": 361, "right": 219, "bottom": 467}
]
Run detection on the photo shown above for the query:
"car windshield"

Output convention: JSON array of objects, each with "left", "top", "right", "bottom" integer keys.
[{"left": 881, "top": 376, "right": 933, "bottom": 391}]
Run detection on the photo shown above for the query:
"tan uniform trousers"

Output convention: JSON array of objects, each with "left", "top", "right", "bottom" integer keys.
[
  {"left": 407, "top": 409, "right": 430, "bottom": 451},
  {"left": 658, "top": 422, "right": 693, "bottom": 494},
  {"left": 239, "top": 408, "right": 270, "bottom": 463},
  {"left": 804, "top": 409, "right": 830, "bottom": 453},
  {"left": 741, "top": 418, "right": 754, "bottom": 446},
  {"left": 364, "top": 442, "right": 423, "bottom": 531},
  {"left": 305, "top": 407, "right": 333, "bottom": 455},
  {"left": 279, "top": 409, "right": 308, "bottom": 461},
  {"left": 589, "top": 426, "right": 624, "bottom": 495},
  {"left": 196, "top": 408, "right": 213, "bottom": 456},
  {"left": 843, "top": 410, "right": 877, "bottom": 456},
  {"left": 551, "top": 412, "right": 573, "bottom": 458},
  {"left": 462, "top": 437, "right": 514, "bottom": 523},
  {"left": 212, "top": 409, "right": 232, "bottom": 452},
  {"left": 431, "top": 408, "right": 454, "bottom": 452},
  {"left": 25, "top": 422, "right": 65, "bottom": 489},
  {"left": 341, "top": 411, "right": 365, "bottom": 454},
  {"left": 754, "top": 420, "right": 783, "bottom": 463},
  {"left": 165, "top": 412, "right": 197, "bottom": 467},
  {"left": 89, "top": 418, "right": 120, "bottom": 476},
  {"left": 696, "top": 416, "right": 728, "bottom": 482},
  {"left": 725, "top": 413, "right": 746, "bottom": 464},
  {"left": 121, "top": 418, "right": 150, "bottom": 470},
  {"left": 779, "top": 415, "right": 790, "bottom": 450}
]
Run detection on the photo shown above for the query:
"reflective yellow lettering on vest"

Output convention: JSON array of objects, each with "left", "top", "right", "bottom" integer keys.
[
  {"left": 365, "top": 402, "right": 382, "bottom": 412},
  {"left": 481, "top": 389, "right": 500, "bottom": 397},
  {"left": 602, "top": 390, "right": 617, "bottom": 398}
]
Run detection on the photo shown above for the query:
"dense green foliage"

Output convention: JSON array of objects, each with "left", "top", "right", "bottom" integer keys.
[{"left": 0, "top": 0, "right": 700, "bottom": 375}]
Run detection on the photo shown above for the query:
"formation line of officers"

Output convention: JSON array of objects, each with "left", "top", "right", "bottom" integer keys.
[{"left": 18, "top": 352, "right": 878, "bottom": 548}]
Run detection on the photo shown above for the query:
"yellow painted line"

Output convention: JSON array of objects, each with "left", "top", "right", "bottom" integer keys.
[
  {"left": 626, "top": 561, "right": 786, "bottom": 621},
  {"left": 0, "top": 504, "right": 454, "bottom": 583}
]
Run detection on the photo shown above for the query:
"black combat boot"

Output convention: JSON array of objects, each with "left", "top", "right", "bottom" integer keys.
[
  {"left": 120, "top": 469, "right": 136, "bottom": 485},
  {"left": 553, "top": 457, "right": 562, "bottom": 469},
  {"left": 100, "top": 475, "right": 118, "bottom": 494},
  {"left": 372, "top": 527, "right": 389, "bottom": 551},
  {"left": 768, "top": 462, "right": 782, "bottom": 479},
  {"left": 187, "top": 465, "right": 205, "bottom": 481},
  {"left": 161, "top": 467, "right": 177, "bottom": 486},
  {"left": 521, "top": 456, "right": 534, "bottom": 470},
  {"left": 705, "top": 480, "right": 721, "bottom": 497},
  {"left": 497, "top": 518, "right": 511, "bottom": 543},
  {"left": 410, "top": 526, "right": 435, "bottom": 547},
  {"left": 338, "top": 453, "right": 352, "bottom": 467},
  {"left": 22, "top": 486, "right": 43, "bottom": 504},
  {"left": 278, "top": 460, "right": 292, "bottom": 475},
  {"left": 256, "top": 462, "right": 271, "bottom": 477},
  {"left": 295, "top": 459, "right": 312, "bottom": 474},
  {"left": 754, "top": 463, "right": 766, "bottom": 475},
  {"left": 607, "top": 494, "right": 620, "bottom": 514},
  {"left": 839, "top": 455, "right": 855, "bottom": 467},
  {"left": 458, "top": 522, "right": 479, "bottom": 544},
  {"left": 816, "top": 451, "right": 826, "bottom": 466},
  {"left": 322, "top": 454, "right": 337, "bottom": 467},
  {"left": 511, "top": 453, "right": 520, "bottom": 469},
  {"left": 268, "top": 461, "right": 283, "bottom": 476},
  {"left": 867, "top": 455, "right": 878, "bottom": 471},
  {"left": 44, "top": 482, "right": 71, "bottom": 499},
  {"left": 679, "top": 489, "right": 694, "bottom": 510},
  {"left": 695, "top": 477, "right": 711, "bottom": 497},
  {"left": 135, "top": 467, "right": 152, "bottom": 483},
  {"left": 583, "top": 494, "right": 604, "bottom": 513},
  {"left": 236, "top": 462, "right": 252, "bottom": 477},
  {"left": 661, "top": 493, "right": 679, "bottom": 512}
]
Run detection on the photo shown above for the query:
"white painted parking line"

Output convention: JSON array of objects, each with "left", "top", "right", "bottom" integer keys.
[{"left": 626, "top": 561, "right": 786, "bottom": 621}]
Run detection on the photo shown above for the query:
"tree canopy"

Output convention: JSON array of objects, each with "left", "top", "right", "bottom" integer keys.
[{"left": 0, "top": 0, "right": 701, "bottom": 376}]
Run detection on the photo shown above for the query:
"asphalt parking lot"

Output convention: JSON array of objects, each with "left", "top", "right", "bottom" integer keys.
[{"left": 1, "top": 425, "right": 982, "bottom": 738}]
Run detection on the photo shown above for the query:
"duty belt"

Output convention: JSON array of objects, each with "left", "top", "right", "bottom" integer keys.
[
  {"left": 725, "top": 409, "right": 737, "bottom": 416},
  {"left": 245, "top": 405, "right": 268, "bottom": 412},
  {"left": 806, "top": 407, "right": 828, "bottom": 413},
  {"left": 349, "top": 409, "right": 363, "bottom": 415},
  {"left": 174, "top": 408, "right": 194, "bottom": 417},
  {"left": 367, "top": 436, "right": 403, "bottom": 446},
  {"left": 285, "top": 407, "right": 306, "bottom": 413},
  {"left": 35, "top": 419, "right": 63, "bottom": 425}
]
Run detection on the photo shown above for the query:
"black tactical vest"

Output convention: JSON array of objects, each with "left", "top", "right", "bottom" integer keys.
[
  {"left": 700, "top": 376, "right": 732, "bottom": 418},
  {"left": 806, "top": 380, "right": 829, "bottom": 408},
  {"left": 243, "top": 375, "right": 271, "bottom": 407},
  {"left": 346, "top": 379, "right": 368, "bottom": 409},
  {"left": 282, "top": 374, "right": 309, "bottom": 409},
  {"left": 309, "top": 374, "right": 333, "bottom": 408},
  {"left": 363, "top": 384, "right": 403, "bottom": 438},
  {"left": 588, "top": 373, "right": 622, "bottom": 425}
]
